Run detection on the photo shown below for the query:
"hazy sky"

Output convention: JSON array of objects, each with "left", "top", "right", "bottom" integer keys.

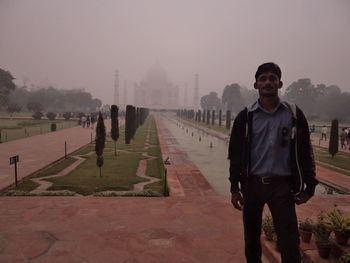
[{"left": 1, "top": 0, "right": 349, "bottom": 105}]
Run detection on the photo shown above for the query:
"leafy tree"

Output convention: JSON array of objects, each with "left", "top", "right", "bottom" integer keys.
[
  {"left": 222, "top": 84, "right": 244, "bottom": 114},
  {"left": 95, "top": 112, "right": 106, "bottom": 177},
  {"left": 110, "top": 105, "right": 119, "bottom": 156},
  {"left": 314, "top": 90, "right": 350, "bottom": 121},
  {"left": 200, "top": 92, "right": 222, "bottom": 111},
  {"left": 329, "top": 119, "right": 339, "bottom": 157},
  {"left": 0, "top": 68, "right": 16, "bottom": 107},
  {"left": 6, "top": 103, "right": 22, "bottom": 116},
  {"left": 27, "top": 101, "right": 43, "bottom": 112},
  {"left": 90, "top": 98, "right": 102, "bottom": 111},
  {"left": 284, "top": 79, "right": 319, "bottom": 116}
]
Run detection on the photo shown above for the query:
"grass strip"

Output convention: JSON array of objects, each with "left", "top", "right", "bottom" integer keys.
[
  {"left": 316, "top": 162, "right": 350, "bottom": 177},
  {"left": 45, "top": 151, "right": 148, "bottom": 195},
  {"left": 33, "top": 157, "right": 77, "bottom": 178},
  {"left": 314, "top": 147, "right": 350, "bottom": 171},
  {"left": 6, "top": 179, "right": 40, "bottom": 193},
  {"left": 93, "top": 189, "right": 161, "bottom": 197}
]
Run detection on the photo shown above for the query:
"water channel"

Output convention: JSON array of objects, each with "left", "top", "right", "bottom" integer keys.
[{"left": 162, "top": 115, "right": 346, "bottom": 196}]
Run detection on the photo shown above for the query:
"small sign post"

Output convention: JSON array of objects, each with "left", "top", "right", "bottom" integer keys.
[
  {"left": 65, "top": 141, "right": 67, "bottom": 159},
  {"left": 10, "top": 155, "right": 19, "bottom": 186}
]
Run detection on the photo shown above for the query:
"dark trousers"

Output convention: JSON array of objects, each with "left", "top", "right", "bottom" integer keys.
[
  {"left": 242, "top": 179, "right": 300, "bottom": 263},
  {"left": 321, "top": 133, "right": 327, "bottom": 140}
]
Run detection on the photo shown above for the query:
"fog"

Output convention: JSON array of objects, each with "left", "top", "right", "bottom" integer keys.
[{"left": 1, "top": 0, "right": 349, "bottom": 106}]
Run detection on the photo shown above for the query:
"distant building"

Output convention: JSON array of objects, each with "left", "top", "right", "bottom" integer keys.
[{"left": 134, "top": 64, "right": 179, "bottom": 109}]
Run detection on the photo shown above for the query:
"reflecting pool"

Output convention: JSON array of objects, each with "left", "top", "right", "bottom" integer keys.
[{"left": 162, "top": 116, "right": 346, "bottom": 196}]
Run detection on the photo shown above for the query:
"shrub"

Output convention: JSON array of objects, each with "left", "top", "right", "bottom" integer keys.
[
  {"left": 63, "top": 112, "right": 72, "bottom": 120},
  {"left": 313, "top": 222, "right": 331, "bottom": 246},
  {"left": 299, "top": 218, "right": 314, "bottom": 232},
  {"left": 32, "top": 111, "right": 43, "bottom": 120},
  {"left": 46, "top": 112, "right": 57, "bottom": 120},
  {"left": 262, "top": 214, "right": 275, "bottom": 240}
]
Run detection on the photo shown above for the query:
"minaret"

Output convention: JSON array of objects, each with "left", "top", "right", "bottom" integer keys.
[
  {"left": 114, "top": 70, "right": 119, "bottom": 105},
  {"left": 123, "top": 80, "right": 127, "bottom": 106},
  {"left": 193, "top": 73, "right": 199, "bottom": 109},
  {"left": 184, "top": 83, "right": 188, "bottom": 107}
]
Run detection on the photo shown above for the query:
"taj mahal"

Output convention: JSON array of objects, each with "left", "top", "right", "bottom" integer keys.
[{"left": 134, "top": 64, "right": 180, "bottom": 109}]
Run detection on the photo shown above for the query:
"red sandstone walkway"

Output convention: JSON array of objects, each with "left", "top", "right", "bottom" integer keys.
[{"left": 0, "top": 121, "right": 112, "bottom": 191}]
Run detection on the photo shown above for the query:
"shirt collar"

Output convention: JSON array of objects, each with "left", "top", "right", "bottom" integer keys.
[{"left": 248, "top": 99, "right": 288, "bottom": 113}]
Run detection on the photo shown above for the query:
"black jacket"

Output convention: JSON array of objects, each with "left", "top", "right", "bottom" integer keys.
[{"left": 228, "top": 102, "right": 318, "bottom": 196}]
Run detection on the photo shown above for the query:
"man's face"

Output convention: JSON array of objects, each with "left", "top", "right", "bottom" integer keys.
[{"left": 254, "top": 72, "right": 283, "bottom": 98}]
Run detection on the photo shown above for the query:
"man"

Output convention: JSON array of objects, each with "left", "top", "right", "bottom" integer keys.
[
  {"left": 228, "top": 63, "right": 318, "bottom": 263},
  {"left": 321, "top": 125, "right": 327, "bottom": 140}
]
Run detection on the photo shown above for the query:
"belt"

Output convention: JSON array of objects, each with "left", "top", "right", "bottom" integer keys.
[{"left": 250, "top": 175, "right": 291, "bottom": 185}]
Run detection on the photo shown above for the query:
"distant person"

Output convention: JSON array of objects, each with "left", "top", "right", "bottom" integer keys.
[
  {"left": 86, "top": 115, "right": 91, "bottom": 128},
  {"left": 81, "top": 116, "right": 87, "bottom": 128},
  {"left": 91, "top": 114, "right": 96, "bottom": 129},
  {"left": 321, "top": 125, "right": 327, "bottom": 140},
  {"left": 310, "top": 124, "right": 315, "bottom": 134},
  {"left": 340, "top": 128, "right": 347, "bottom": 149},
  {"left": 345, "top": 127, "right": 349, "bottom": 146},
  {"left": 229, "top": 62, "right": 318, "bottom": 263}
]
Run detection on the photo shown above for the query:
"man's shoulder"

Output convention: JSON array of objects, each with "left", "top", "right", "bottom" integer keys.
[
  {"left": 281, "top": 100, "right": 306, "bottom": 119},
  {"left": 235, "top": 107, "right": 249, "bottom": 119}
]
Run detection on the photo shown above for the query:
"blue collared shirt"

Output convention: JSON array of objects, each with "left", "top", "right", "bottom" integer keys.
[{"left": 249, "top": 100, "right": 293, "bottom": 177}]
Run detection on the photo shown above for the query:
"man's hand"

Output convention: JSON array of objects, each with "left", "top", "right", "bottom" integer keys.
[
  {"left": 231, "top": 192, "right": 244, "bottom": 211},
  {"left": 295, "top": 192, "right": 312, "bottom": 205}
]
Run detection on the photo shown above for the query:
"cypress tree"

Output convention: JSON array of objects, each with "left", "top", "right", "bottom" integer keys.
[
  {"left": 219, "top": 110, "right": 222, "bottom": 126},
  {"left": 329, "top": 119, "right": 339, "bottom": 157},
  {"left": 125, "top": 105, "right": 132, "bottom": 144},
  {"left": 135, "top": 107, "right": 140, "bottom": 130},
  {"left": 110, "top": 105, "right": 119, "bottom": 156},
  {"left": 206, "top": 110, "right": 210, "bottom": 125},
  {"left": 226, "top": 110, "right": 231, "bottom": 130},
  {"left": 131, "top": 106, "right": 136, "bottom": 139},
  {"left": 198, "top": 110, "right": 201, "bottom": 122},
  {"left": 211, "top": 110, "right": 215, "bottom": 125},
  {"left": 95, "top": 112, "right": 106, "bottom": 177},
  {"left": 202, "top": 109, "right": 206, "bottom": 123}
]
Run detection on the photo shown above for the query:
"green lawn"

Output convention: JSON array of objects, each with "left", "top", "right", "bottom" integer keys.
[
  {"left": 0, "top": 119, "right": 78, "bottom": 142},
  {"left": 8, "top": 179, "right": 40, "bottom": 192},
  {"left": 314, "top": 147, "right": 350, "bottom": 174},
  {"left": 0, "top": 112, "right": 33, "bottom": 117},
  {"left": 46, "top": 151, "right": 148, "bottom": 195},
  {"left": 33, "top": 157, "right": 77, "bottom": 178}
]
